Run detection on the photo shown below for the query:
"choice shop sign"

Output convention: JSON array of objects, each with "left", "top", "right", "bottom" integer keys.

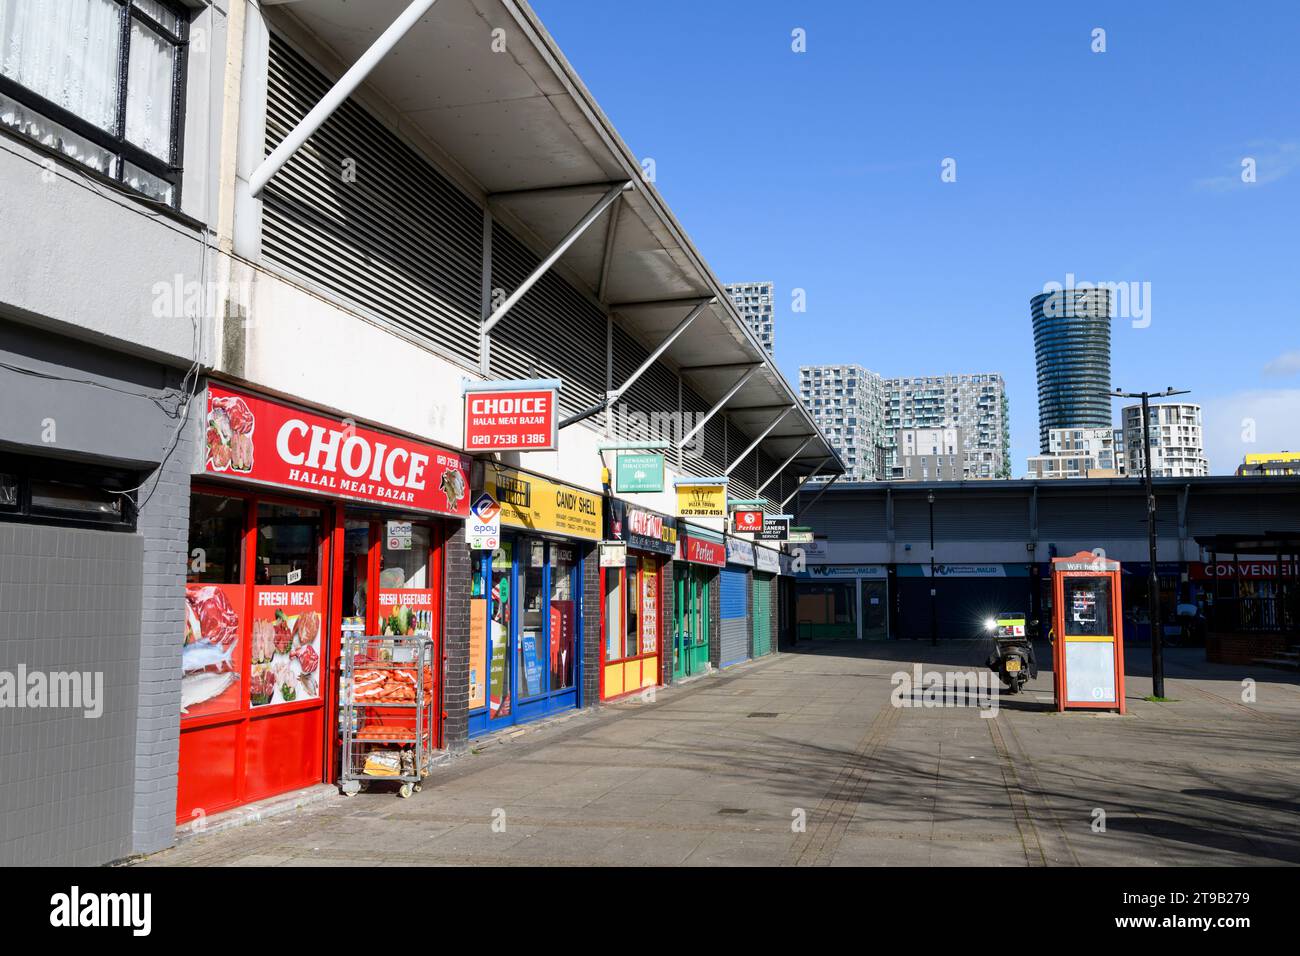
[
  {"left": 607, "top": 499, "right": 677, "bottom": 556},
  {"left": 204, "top": 384, "right": 470, "bottom": 517},
  {"left": 485, "top": 466, "right": 602, "bottom": 541}
]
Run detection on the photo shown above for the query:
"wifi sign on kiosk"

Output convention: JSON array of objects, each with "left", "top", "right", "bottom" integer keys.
[
  {"left": 1051, "top": 550, "right": 1126, "bottom": 714},
  {"left": 463, "top": 378, "right": 561, "bottom": 452}
]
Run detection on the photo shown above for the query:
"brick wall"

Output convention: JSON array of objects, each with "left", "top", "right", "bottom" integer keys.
[
  {"left": 130, "top": 377, "right": 195, "bottom": 857},
  {"left": 660, "top": 557, "right": 675, "bottom": 685},
  {"left": 441, "top": 522, "right": 471, "bottom": 753},
  {"left": 581, "top": 541, "right": 600, "bottom": 708},
  {"left": 708, "top": 567, "right": 721, "bottom": 669},
  {"left": 1206, "top": 632, "right": 1288, "bottom": 666}
]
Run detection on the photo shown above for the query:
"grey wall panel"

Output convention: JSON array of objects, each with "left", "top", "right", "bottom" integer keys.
[{"left": 0, "top": 525, "right": 143, "bottom": 866}]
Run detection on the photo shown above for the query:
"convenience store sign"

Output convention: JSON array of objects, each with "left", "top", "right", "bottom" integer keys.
[
  {"left": 486, "top": 467, "right": 602, "bottom": 541},
  {"left": 204, "top": 385, "right": 471, "bottom": 517}
]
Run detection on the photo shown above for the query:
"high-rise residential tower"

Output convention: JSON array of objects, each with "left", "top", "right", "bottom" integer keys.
[
  {"left": 798, "top": 364, "right": 886, "bottom": 481},
  {"left": 1031, "top": 287, "right": 1113, "bottom": 452},
  {"left": 724, "top": 281, "right": 775, "bottom": 356},
  {"left": 1122, "top": 402, "right": 1209, "bottom": 477},
  {"left": 798, "top": 366, "right": 1009, "bottom": 481}
]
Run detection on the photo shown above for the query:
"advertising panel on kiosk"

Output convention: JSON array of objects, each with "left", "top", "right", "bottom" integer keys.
[{"left": 1051, "top": 550, "right": 1126, "bottom": 714}]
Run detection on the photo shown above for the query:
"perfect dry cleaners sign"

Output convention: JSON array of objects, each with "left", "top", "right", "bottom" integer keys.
[
  {"left": 204, "top": 384, "right": 471, "bottom": 517},
  {"left": 464, "top": 384, "right": 558, "bottom": 452}
]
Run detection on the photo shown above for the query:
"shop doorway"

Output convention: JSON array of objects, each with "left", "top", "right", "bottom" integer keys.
[
  {"left": 861, "top": 579, "right": 889, "bottom": 639},
  {"left": 179, "top": 493, "right": 330, "bottom": 822},
  {"left": 472, "top": 537, "right": 580, "bottom": 735},
  {"left": 674, "top": 566, "right": 710, "bottom": 679}
]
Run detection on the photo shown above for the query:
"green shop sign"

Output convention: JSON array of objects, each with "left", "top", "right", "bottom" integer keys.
[{"left": 615, "top": 453, "right": 664, "bottom": 492}]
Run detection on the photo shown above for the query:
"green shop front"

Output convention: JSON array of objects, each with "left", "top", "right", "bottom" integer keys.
[
  {"left": 468, "top": 466, "right": 601, "bottom": 736},
  {"left": 752, "top": 544, "right": 780, "bottom": 656},
  {"left": 674, "top": 525, "right": 723, "bottom": 679}
]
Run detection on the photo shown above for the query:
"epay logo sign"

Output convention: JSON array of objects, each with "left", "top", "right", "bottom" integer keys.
[{"left": 467, "top": 492, "right": 501, "bottom": 549}]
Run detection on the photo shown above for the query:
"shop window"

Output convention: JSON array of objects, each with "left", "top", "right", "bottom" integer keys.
[
  {"left": 379, "top": 522, "right": 434, "bottom": 636},
  {"left": 605, "top": 562, "right": 622, "bottom": 662},
  {"left": 625, "top": 558, "right": 639, "bottom": 659},
  {"left": 342, "top": 520, "right": 369, "bottom": 620},
  {"left": 489, "top": 543, "right": 513, "bottom": 718},
  {"left": 0, "top": 472, "right": 16, "bottom": 510},
  {"left": 187, "top": 493, "right": 244, "bottom": 583},
  {"left": 0, "top": 0, "right": 190, "bottom": 206},
  {"left": 255, "top": 503, "right": 322, "bottom": 586},
  {"left": 551, "top": 545, "right": 576, "bottom": 690},
  {"left": 518, "top": 539, "right": 547, "bottom": 698},
  {"left": 1063, "top": 577, "right": 1112, "bottom": 636}
]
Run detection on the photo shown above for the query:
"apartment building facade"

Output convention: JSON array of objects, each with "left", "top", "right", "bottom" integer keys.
[
  {"left": 895, "top": 426, "right": 964, "bottom": 481},
  {"left": 1122, "top": 403, "right": 1210, "bottom": 477},
  {"left": 884, "top": 374, "right": 1010, "bottom": 480},
  {"left": 724, "top": 281, "right": 775, "bottom": 357},
  {"left": 1026, "top": 426, "right": 1125, "bottom": 479},
  {"left": 798, "top": 364, "right": 887, "bottom": 481}
]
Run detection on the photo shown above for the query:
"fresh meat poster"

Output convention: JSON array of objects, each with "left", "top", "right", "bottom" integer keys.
[
  {"left": 249, "top": 587, "right": 322, "bottom": 708},
  {"left": 182, "top": 583, "right": 244, "bottom": 720},
  {"left": 204, "top": 384, "right": 470, "bottom": 517}
]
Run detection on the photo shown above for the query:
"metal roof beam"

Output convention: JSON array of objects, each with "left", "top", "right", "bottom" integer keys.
[
  {"left": 756, "top": 436, "right": 814, "bottom": 495},
  {"left": 482, "top": 181, "right": 631, "bottom": 338},
  {"left": 781, "top": 457, "right": 832, "bottom": 508},
  {"left": 675, "top": 363, "right": 764, "bottom": 449},
  {"left": 609, "top": 295, "right": 714, "bottom": 310},
  {"left": 488, "top": 180, "right": 631, "bottom": 202},
  {"left": 724, "top": 406, "right": 794, "bottom": 475},
  {"left": 560, "top": 298, "right": 713, "bottom": 430},
  {"left": 250, "top": 0, "right": 439, "bottom": 197}
]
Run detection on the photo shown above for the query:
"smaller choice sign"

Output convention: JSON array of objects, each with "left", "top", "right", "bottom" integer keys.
[
  {"left": 616, "top": 453, "right": 664, "bottom": 493},
  {"left": 464, "top": 385, "right": 558, "bottom": 452},
  {"left": 467, "top": 492, "right": 501, "bottom": 550},
  {"left": 732, "top": 509, "right": 764, "bottom": 533}
]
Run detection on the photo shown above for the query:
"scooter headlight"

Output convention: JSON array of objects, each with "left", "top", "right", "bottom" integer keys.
[{"left": 984, "top": 618, "right": 997, "bottom": 632}]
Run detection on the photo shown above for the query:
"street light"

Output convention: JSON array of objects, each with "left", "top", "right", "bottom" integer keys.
[
  {"left": 1113, "top": 386, "right": 1190, "bottom": 700},
  {"left": 928, "top": 491, "right": 937, "bottom": 646}
]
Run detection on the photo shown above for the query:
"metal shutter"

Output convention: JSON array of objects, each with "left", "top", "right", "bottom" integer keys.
[
  {"left": 262, "top": 34, "right": 482, "bottom": 366},
  {"left": 752, "top": 574, "right": 772, "bottom": 656},
  {"left": 489, "top": 225, "right": 606, "bottom": 420},
  {"left": 719, "top": 566, "right": 749, "bottom": 666}
]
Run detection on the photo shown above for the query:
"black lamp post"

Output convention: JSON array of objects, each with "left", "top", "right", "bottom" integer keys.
[
  {"left": 928, "top": 490, "right": 937, "bottom": 646},
  {"left": 1114, "top": 386, "right": 1190, "bottom": 700}
]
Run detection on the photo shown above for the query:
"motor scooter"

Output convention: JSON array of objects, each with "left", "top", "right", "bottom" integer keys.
[{"left": 983, "top": 611, "right": 1037, "bottom": 694}]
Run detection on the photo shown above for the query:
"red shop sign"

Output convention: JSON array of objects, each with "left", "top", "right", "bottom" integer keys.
[
  {"left": 733, "top": 509, "right": 764, "bottom": 533},
  {"left": 464, "top": 388, "right": 558, "bottom": 452},
  {"left": 205, "top": 384, "right": 471, "bottom": 517},
  {"left": 1190, "top": 561, "right": 1297, "bottom": 581},
  {"left": 683, "top": 535, "right": 725, "bottom": 567}
]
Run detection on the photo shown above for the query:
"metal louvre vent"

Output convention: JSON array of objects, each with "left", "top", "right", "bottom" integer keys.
[
  {"left": 727, "top": 419, "right": 757, "bottom": 501},
  {"left": 681, "top": 385, "right": 726, "bottom": 479},
  {"left": 610, "top": 324, "right": 678, "bottom": 444},
  {"left": 262, "top": 34, "right": 482, "bottom": 366},
  {"left": 756, "top": 449, "right": 779, "bottom": 511},
  {"left": 488, "top": 225, "right": 606, "bottom": 419}
]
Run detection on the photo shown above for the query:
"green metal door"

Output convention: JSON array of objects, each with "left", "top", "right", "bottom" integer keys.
[
  {"left": 752, "top": 574, "right": 771, "bottom": 656},
  {"left": 674, "top": 567, "right": 709, "bottom": 679}
]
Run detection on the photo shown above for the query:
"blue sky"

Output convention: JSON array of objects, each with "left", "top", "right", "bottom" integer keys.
[{"left": 532, "top": 0, "right": 1300, "bottom": 474}]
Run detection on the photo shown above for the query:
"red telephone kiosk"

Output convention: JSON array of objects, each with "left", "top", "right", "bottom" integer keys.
[{"left": 1051, "top": 551, "right": 1126, "bottom": 714}]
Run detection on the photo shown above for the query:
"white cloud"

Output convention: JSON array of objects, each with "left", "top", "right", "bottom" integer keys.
[
  {"left": 1201, "top": 389, "right": 1300, "bottom": 473},
  {"left": 1195, "top": 141, "right": 1299, "bottom": 191},
  {"left": 1263, "top": 349, "right": 1300, "bottom": 378}
]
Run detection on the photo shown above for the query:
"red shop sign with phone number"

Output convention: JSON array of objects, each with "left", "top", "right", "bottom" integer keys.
[
  {"left": 204, "top": 384, "right": 471, "bottom": 517},
  {"left": 464, "top": 388, "right": 558, "bottom": 452}
]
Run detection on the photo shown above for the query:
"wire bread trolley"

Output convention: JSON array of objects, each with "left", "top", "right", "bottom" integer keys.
[{"left": 340, "top": 634, "right": 436, "bottom": 798}]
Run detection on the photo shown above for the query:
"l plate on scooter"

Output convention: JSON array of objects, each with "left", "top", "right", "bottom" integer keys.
[{"left": 1005, "top": 660, "right": 1021, "bottom": 672}]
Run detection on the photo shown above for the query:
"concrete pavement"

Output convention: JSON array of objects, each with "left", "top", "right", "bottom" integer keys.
[{"left": 139, "top": 642, "right": 1300, "bottom": 866}]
